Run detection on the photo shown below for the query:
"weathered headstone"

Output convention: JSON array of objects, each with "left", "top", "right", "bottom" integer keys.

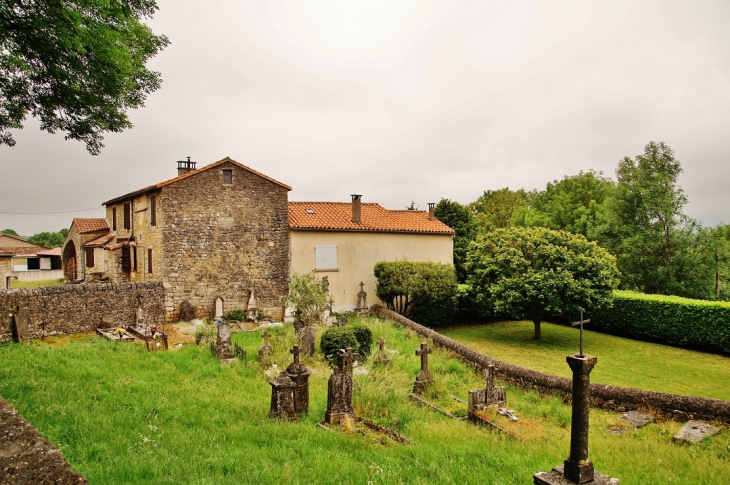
[
  {"left": 672, "top": 420, "right": 722, "bottom": 444},
  {"left": 336, "top": 315, "right": 348, "bottom": 327},
  {"left": 10, "top": 313, "right": 29, "bottom": 343},
  {"left": 298, "top": 326, "right": 316, "bottom": 357},
  {"left": 286, "top": 345, "right": 312, "bottom": 414},
  {"left": 468, "top": 364, "right": 506, "bottom": 413},
  {"left": 619, "top": 411, "right": 654, "bottom": 429},
  {"left": 214, "top": 297, "right": 224, "bottom": 320},
  {"left": 355, "top": 282, "right": 368, "bottom": 316},
  {"left": 269, "top": 371, "right": 297, "bottom": 419},
  {"left": 325, "top": 347, "right": 359, "bottom": 426},
  {"left": 258, "top": 330, "right": 273, "bottom": 360},
  {"left": 136, "top": 307, "right": 144, "bottom": 325},
  {"left": 293, "top": 317, "right": 305, "bottom": 334},
  {"left": 247, "top": 286, "right": 258, "bottom": 319},
  {"left": 412, "top": 342, "right": 434, "bottom": 394},
  {"left": 215, "top": 321, "right": 234, "bottom": 363},
  {"left": 372, "top": 337, "right": 391, "bottom": 366}
]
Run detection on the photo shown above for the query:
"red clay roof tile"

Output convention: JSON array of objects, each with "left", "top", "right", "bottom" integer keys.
[
  {"left": 288, "top": 202, "right": 454, "bottom": 234},
  {"left": 0, "top": 246, "right": 45, "bottom": 256},
  {"left": 72, "top": 218, "right": 109, "bottom": 234}
]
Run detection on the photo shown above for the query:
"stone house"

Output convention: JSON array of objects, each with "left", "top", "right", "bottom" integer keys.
[
  {"left": 61, "top": 218, "right": 111, "bottom": 283},
  {"left": 1, "top": 253, "right": 12, "bottom": 289},
  {"left": 62, "top": 157, "right": 291, "bottom": 320},
  {"left": 0, "top": 233, "right": 62, "bottom": 282},
  {"left": 289, "top": 196, "right": 454, "bottom": 312}
]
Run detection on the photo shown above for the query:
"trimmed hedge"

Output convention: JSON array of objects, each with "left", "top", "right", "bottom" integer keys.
[
  {"left": 591, "top": 290, "right": 730, "bottom": 354},
  {"left": 320, "top": 324, "right": 373, "bottom": 366}
]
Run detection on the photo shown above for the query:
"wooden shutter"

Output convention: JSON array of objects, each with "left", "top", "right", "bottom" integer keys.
[
  {"left": 148, "top": 248, "right": 153, "bottom": 273},
  {"left": 150, "top": 196, "right": 157, "bottom": 226},
  {"left": 112, "top": 207, "right": 117, "bottom": 231},
  {"left": 85, "top": 248, "right": 95, "bottom": 268},
  {"left": 315, "top": 246, "right": 337, "bottom": 270},
  {"left": 124, "top": 203, "right": 131, "bottom": 230},
  {"left": 121, "top": 246, "right": 131, "bottom": 272}
]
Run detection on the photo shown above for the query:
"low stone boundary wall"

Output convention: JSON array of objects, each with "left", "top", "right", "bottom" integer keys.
[
  {"left": 373, "top": 305, "right": 730, "bottom": 423},
  {"left": 0, "top": 281, "right": 165, "bottom": 343}
]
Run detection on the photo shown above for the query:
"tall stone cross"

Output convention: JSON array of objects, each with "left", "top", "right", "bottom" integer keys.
[
  {"left": 359, "top": 281, "right": 365, "bottom": 292},
  {"left": 415, "top": 342, "right": 433, "bottom": 373},
  {"left": 377, "top": 337, "right": 387, "bottom": 352},
  {"left": 338, "top": 347, "right": 359, "bottom": 374},
  {"left": 290, "top": 345, "right": 301, "bottom": 364},
  {"left": 571, "top": 308, "right": 591, "bottom": 357},
  {"left": 262, "top": 330, "right": 271, "bottom": 346}
]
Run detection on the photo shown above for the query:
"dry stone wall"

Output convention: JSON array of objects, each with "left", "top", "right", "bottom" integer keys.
[{"left": 0, "top": 281, "right": 165, "bottom": 343}]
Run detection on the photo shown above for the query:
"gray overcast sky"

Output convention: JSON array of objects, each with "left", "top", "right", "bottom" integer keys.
[{"left": 2, "top": 0, "right": 730, "bottom": 236}]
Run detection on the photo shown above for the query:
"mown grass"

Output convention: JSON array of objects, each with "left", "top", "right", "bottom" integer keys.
[
  {"left": 11, "top": 278, "right": 64, "bottom": 288},
  {"left": 0, "top": 317, "right": 728, "bottom": 484},
  {"left": 440, "top": 321, "right": 730, "bottom": 401}
]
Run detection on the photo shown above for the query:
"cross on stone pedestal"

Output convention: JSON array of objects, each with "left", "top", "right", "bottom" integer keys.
[
  {"left": 571, "top": 308, "right": 591, "bottom": 357},
  {"left": 377, "top": 337, "right": 387, "bottom": 352},
  {"left": 415, "top": 342, "right": 433, "bottom": 374},
  {"left": 359, "top": 281, "right": 365, "bottom": 292},
  {"left": 262, "top": 330, "right": 271, "bottom": 346},
  {"left": 337, "top": 347, "right": 359, "bottom": 374},
  {"left": 290, "top": 345, "right": 301, "bottom": 364}
]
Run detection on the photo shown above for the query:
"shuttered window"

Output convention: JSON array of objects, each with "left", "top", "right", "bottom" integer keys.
[
  {"left": 222, "top": 169, "right": 232, "bottom": 184},
  {"left": 315, "top": 246, "right": 337, "bottom": 270},
  {"left": 112, "top": 207, "right": 117, "bottom": 231},
  {"left": 150, "top": 196, "right": 157, "bottom": 226},
  {"left": 148, "top": 248, "right": 153, "bottom": 273},
  {"left": 85, "top": 248, "right": 95, "bottom": 268},
  {"left": 123, "top": 203, "right": 131, "bottom": 230},
  {"left": 121, "top": 246, "right": 131, "bottom": 272}
]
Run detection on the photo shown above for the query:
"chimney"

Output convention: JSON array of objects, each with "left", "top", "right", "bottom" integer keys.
[
  {"left": 428, "top": 203, "right": 436, "bottom": 221},
  {"left": 176, "top": 156, "right": 196, "bottom": 176},
  {"left": 351, "top": 194, "right": 362, "bottom": 224}
]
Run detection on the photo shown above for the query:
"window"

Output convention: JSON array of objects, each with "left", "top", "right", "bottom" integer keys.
[
  {"left": 148, "top": 248, "right": 153, "bottom": 273},
  {"left": 112, "top": 207, "right": 117, "bottom": 231},
  {"left": 315, "top": 245, "right": 337, "bottom": 270},
  {"left": 222, "top": 169, "right": 232, "bottom": 184},
  {"left": 123, "top": 203, "right": 131, "bottom": 230},
  {"left": 27, "top": 258, "right": 40, "bottom": 270},
  {"left": 150, "top": 195, "right": 157, "bottom": 226},
  {"left": 85, "top": 248, "right": 95, "bottom": 268},
  {"left": 133, "top": 247, "right": 137, "bottom": 271},
  {"left": 121, "top": 246, "right": 131, "bottom": 272}
]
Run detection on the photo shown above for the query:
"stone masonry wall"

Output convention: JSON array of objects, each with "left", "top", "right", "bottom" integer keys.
[
  {"left": 161, "top": 161, "right": 290, "bottom": 320},
  {"left": 0, "top": 281, "right": 165, "bottom": 343}
]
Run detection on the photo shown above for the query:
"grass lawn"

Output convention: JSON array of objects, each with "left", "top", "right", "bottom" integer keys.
[
  {"left": 12, "top": 278, "right": 64, "bottom": 289},
  {"left": 440, "top": 321, "right": 730, "bottom": 401},
  {"left": 0, "top": 317, "right": 727, "bottom": 484}
]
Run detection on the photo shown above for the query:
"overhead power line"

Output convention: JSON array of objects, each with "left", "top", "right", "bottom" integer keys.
[{"left": 0, "top": 207, "right": 102, "bottom": 215}]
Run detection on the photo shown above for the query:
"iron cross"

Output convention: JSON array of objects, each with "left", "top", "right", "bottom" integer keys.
[
  {"left": 261, "top": 330, "right": 271, "bottom": 346},
  {"left": 415, "top": 342, "right": 433, "bottom": 373},
  {"left": 571, "top": 308, "right": 591, "bottom": 357},
  {"left": 377, "top": 337, "right": 387, "bottom": 352}
]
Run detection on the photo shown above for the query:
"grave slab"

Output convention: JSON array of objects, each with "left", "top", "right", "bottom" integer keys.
[
  {"left": 534, "top": 465, "right": 619, "bottom": 485},
  {"left": 672, "top": 420, "right": 722, "bottom": 444},
  {"left": 619, "top": 411, "right": 654, "bottom": 429}
]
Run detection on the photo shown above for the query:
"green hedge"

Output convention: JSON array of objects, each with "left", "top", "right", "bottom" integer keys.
[
  {"left": 374, "top": 260, "right": 457, "bottom": 327},
  {"left": 591, "top": 290, "right": 730, "bottom": 354},
  {"left": 320, "top": 324, "right": 373, "bottom": 366}
]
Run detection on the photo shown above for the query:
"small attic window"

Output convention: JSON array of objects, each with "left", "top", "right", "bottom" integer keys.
[
  {"left": 305, "top": 209, "right": 315, "bottom": 214},
  {"left": 222, "top": 169, "right": 232, "bottom": 184}
]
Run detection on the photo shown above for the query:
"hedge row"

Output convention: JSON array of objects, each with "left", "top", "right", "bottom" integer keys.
[{"left": 591, "top": 290, "right": 730, "bottom": 355}]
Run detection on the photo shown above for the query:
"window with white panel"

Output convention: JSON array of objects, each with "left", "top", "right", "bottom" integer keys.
[{"left": 315, "top": 245, "right": 337, "bottom": 270}]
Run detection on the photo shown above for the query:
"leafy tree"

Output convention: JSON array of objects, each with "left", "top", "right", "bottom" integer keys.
[
  {"left": 287, "top": 272, "right": 327, "bottom": 325},
  {"left": 469, "top": 188, "right": 527, "bottom": 232},
  {"left": 28, "top": 228, "right": 68, "bottom": 248},
  {"left": 1, "top": 228, "right": 19, "bottom": 236},
  {"left": 513, "top": 171, "right": 615, "bottom": 238},
  {"left": 434, "top": 198, "right": 480, "bottom": 283},
  {"left": 0, "top": 0, "right": 169, "bottom": 154},
  {"left": 466, "top": 227, "right": 619, "bottom": 340}
]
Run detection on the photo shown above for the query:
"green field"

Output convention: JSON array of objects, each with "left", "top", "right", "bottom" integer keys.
[
  {"left": 440, "top": 321, "right": 730, "bottom": 401},
  {"left": 0, "top": 317, "right": 727, "bottom": 484},
  {"left": 11, "top": 278, "right": 64, "bottom": 289}
]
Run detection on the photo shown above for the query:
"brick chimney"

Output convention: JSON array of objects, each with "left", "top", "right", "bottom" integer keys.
[
  {"left": 428, "top": 202, "right": 436, "bottom": 221},
  {"left": 351, "top": 195, "right": 362, "bottom": 224},
  {"left": 177, "top": 157, "right": 196, "bottom": 176}
]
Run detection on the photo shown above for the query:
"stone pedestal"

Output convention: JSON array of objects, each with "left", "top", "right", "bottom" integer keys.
[
  {"left": 355, "top": 282, "right": 368, "bottom": 316},
  {"left": 534, "top": 465, "right": 619, "bottom": 485},
  {"left": 325, "top": 348, "right": 358, "bottom": 425},
  {"left": 258, "top": 344, "right": 273, "bottom": 360},
  {"left": 286, "top": 346, "right": 311, "bottom": 414},
  {"left": 269, "top": 372, "right": 297, "bottom": 419}
]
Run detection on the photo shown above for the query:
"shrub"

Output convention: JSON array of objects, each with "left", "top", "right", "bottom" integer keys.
[
  {"left": 591, "top": 290, "right": 730, "bottom": 354},
  {"left": 320, "top": 324, "right": 373, "bottom": 366},
  {"left": 224, "top": 309, "right": 246, "bottom": 321},
  {"left": 179, "top": 300, "right": 196, "bottom": 322},
  {"left": 374, "top": 260, "right": 458, "bottom": 327},
  {"left": 287, "top": 272, "right": 327, "bottom": 325}
]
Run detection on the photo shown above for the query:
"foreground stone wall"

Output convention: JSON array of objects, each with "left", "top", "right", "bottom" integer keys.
[
  {"left": 0, "top": 281, "right": 165, "bottom": 343},
  {"left": 373, "top": 305, "right": 730, "bottom": 423}
]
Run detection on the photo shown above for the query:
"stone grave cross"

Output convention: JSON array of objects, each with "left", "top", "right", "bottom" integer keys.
[
  {"left": 338, "top": 347, "right": 359, "bottom": 374},
  {"left": 377, "top": 337, "right": 387, "bottom": 352},
  {"left": 262, "top": 330, "right": 271, "bottom": 346},
  {"left": 415, "top": 342, "right": 433, "bottom": 374},
  {"left": 290, "top": 345, "right": 301, "bottom": 365},
  {"left": 571, "top": 308, "right": 591, "bottom": 357},
  {"left": 359, "top": 281, "right": 365, "bottom": 292}
]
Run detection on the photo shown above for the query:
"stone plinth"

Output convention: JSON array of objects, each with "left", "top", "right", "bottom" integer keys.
[
  {"left": 325, "top": 348, "right": 358, "bottom": 425},
  {"left": 564, "top": 354, "right": 597, "bottom": 484},
  {"left": 286, "top": 345, "right": 311, "bottom": 414},
  {"left": 672, "top": 420, "right": 722, "bottom": 443},
  {"left": 533, "top": 465, "right": 619, "bottom": 485},
  {"left": 269, "top": 372, "right": 297, "bottom": 419}
]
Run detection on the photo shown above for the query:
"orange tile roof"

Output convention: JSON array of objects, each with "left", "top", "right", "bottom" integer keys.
[
  {"left": 102, "top": 157, "right": 291, "bottom": 206},
  {"left": 73, "top": 218, "right": 109, "bottom": 234},
  {"left": 288, "top": 202, "right": 455, "bottom": 234},
  {"left": 83, "top": 234, "right": 115, "bottom": 248},
  {"left": 37, "top": 248, "right": 62, "bottom": 256}
]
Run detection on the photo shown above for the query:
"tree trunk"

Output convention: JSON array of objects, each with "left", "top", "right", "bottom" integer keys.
[{"left": 533, "top": 318, "right": 542, "bottom": 340}]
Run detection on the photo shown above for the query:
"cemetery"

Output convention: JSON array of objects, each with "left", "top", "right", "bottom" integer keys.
[{"left": 1, "top": 313, "right": 728, "bottom": 484}]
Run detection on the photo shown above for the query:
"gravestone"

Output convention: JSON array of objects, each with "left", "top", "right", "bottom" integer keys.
[
  {"left": 298, "top": 326, "right": 316, "bottom": 357},
  {"left": 336, "top": 316, "right": 348, "bottom": 327},
  {"left": 136, "top": 307, "right": 144, "bottom": 325},
  {"left": 258, "top": 330, "right": 273, "bottom": 360},
  {"left": 269, "top": 371, "right": 297, "bottom": 419},
  {"left": 672, "top": 420, "right": 722, "bottom": 444},
  {"left": 215, "top": 321, "right": 234, "bottom": 363},
  {"left": 372, "top": 337, "right": 391, "bottom": 366},
  {"left": 293, "top": 317, "right": 305, "bottom": 334},
  {"left": 325, "top": 347, "right": 359, "bottom": 426},
  {"left": 355, "top": 282, "right": 368, "bottom": 316},
  {"left": 412, "top": 342, "right": 434, "bottom": 394},
  {"left": 214, "top": 297, "right": 224, "bottom": 320},
  {"left": 619, "top": 411, "right": 654, "bottom": 429},
  {"left": 247, "top": 287, "right": 258, "bottom": 319},
  {"left": 468, "top": 364, "right": 506, "bottom": 413},
  {"left": 10, "top": 313, "right": 29, "bottom": 344},
  {"left": 286, "top": 345, "right": 311, "bottom": 414}
]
